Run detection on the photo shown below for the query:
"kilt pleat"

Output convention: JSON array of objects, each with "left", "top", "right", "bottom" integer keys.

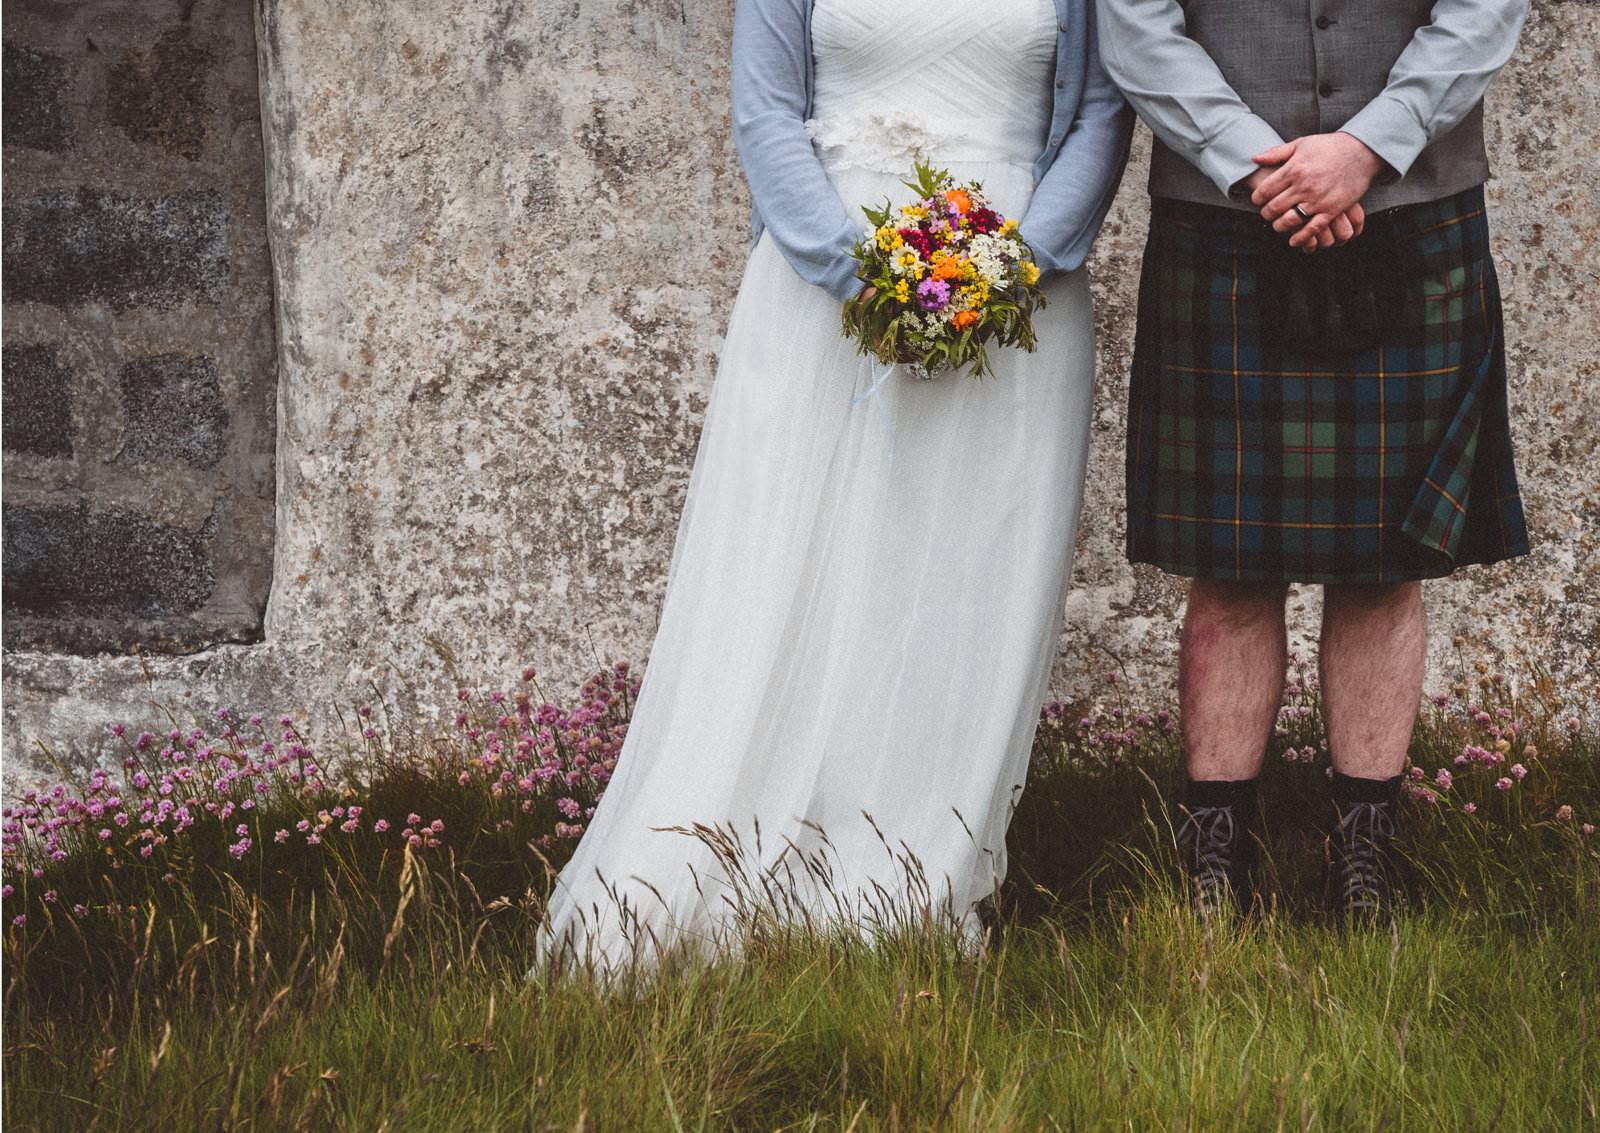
[{"left": 1125, "top": 186, "right": 1530, "bottom": 584}]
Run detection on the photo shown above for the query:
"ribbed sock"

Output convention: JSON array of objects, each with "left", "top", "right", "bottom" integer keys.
[
  {"left": 1184, "top": 777, "right": 1259, "bottom": 810},
  {"left": 1329, "top": 770, "right": 1401, "bottom": 809}
]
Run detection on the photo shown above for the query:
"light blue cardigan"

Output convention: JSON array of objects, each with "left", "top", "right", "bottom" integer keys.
[{"left": 730, "top": 0, "right": 1134, "bottom": 302}]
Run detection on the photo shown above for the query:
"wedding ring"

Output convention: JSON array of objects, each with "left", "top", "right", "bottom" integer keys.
[{"left": 1291, "top": 203, "right": 1312, "bottom": 222}]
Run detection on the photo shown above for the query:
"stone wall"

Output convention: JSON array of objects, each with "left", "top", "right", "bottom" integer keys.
[
  {"left": 3, "top": 0, "right": 1597, "bottom": 792},
  {"left": 2, "top": 0, "right": 276, "bottom": 655}
]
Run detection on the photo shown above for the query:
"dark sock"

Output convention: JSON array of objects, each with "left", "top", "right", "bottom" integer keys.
[
  {"left": 1185, "top": 777, "right": 1259, "bottom": 811},
  {"left": 1329, "top": 770, "right": 1401, "bottom": 809}
]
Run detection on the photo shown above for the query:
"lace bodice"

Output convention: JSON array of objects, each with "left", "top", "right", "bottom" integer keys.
[{"left": 806, "top": 0, "right": 1057, "bottom": 173}]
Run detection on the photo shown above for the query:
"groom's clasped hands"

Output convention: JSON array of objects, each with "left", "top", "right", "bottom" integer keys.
[{"left": 1247, "top": 130, "right": 1385, "bottom": 252}]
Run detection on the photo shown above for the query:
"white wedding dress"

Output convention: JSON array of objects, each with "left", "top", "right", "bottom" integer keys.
[{"left": 540, "top": 0, "right": 1095, "bottom": 971}]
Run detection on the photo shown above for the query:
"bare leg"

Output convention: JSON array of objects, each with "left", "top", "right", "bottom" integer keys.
[
  {"left": 1180, "top": 579, "right": 1291, "bottom": 781},
  {"left": 1319, "top": 582, "right": 1426, "bottom": 778}
]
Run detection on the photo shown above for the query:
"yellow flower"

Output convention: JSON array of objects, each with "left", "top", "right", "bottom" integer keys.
[
  {"left": 1019, "top": 260, "right": 1040, "bottom": 286},
  {"left": 875, "top": 226, "right": 902, "bottom": 252},
  {"left": 1000, "top": 218, "right": 1020, "bottom": 234},
  {"left": 894, "top": 279, "right": 910, "bottom": 303},
  {"left": 901, "top": 205, "right": 927, "bottom": 220}
]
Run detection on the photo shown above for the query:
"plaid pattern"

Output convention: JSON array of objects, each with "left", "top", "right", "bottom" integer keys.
[{"left": 1125, "top": 186, "right": 1529, "bottom": 584}]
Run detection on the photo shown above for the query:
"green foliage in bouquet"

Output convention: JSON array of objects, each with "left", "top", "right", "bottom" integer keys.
[{"left": 841, "top": 161, "right": 1047, "bottom": 380}]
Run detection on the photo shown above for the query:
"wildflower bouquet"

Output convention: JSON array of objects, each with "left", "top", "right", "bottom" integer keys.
[{"left": 841, "top": 161, "right": 1045, "bottom": 380}]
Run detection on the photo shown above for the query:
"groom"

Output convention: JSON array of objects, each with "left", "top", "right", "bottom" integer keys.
[{"left": 1095, "top": 0, "right": 1530, "bottom": 917}]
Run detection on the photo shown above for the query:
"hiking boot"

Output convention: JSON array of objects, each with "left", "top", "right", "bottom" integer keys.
[
  {"left": 1328, "top": 799, "right": 1397, "bottom": 922},
  {"left": 1176, "top": 803, "right": 1257, "bottom": 919}
]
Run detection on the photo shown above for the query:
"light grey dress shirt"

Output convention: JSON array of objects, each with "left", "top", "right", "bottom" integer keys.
[{"left": 1096, "top": 0, "right": 1527, "bottom": 211}]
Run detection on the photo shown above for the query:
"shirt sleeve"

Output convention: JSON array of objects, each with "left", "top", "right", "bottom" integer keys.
[
  {"left": 730, "top": 0, "right": 864, "bottom": 303},
  {"left": 1338, "top": 0, "right": 1528, "bottom": 179},
  {"left": 1095, "top": 0, "right": 1284, "bottom": 198},
  {"left": 1018, "top": 1, "right": 1136, "bottom": 277}
]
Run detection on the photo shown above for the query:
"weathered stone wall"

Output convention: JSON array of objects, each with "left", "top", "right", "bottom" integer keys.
[
  {"left": 3, "top": 0, "right": 1596, "bottom": 792},
  {"left": 2, "top": 0, "right": 277, "bottom": 655}
]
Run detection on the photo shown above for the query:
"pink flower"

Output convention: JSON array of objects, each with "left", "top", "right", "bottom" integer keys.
[
  {"left": 1583, "top": 824, "right": 1595, "bottom": 836},
  {"left": 374, "top": 819, "right": 389, "bottom": 833},
  {"left": 1435, "top": 769, "right": 1452, "bottom": 789},
  {"left": 1556, "top": 805, "right": 1573, "bottom": 821},
  {"left": 1463, "top": 803, "right": 1478, "bottom": 814},
  {"left": 1510, "top": 763, "right": 1528, "bottom": 781},
  {"left": 406, "top": 813, "right": 421, "bottom": 826},
  {"left": 1495, "top": 777, "right": 1513, "bottom": 791},
  {"left": 274, "top": 829, "right": 290, "bottom": 843}
]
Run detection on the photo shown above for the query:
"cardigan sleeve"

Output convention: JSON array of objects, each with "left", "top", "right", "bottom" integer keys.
[
  {"left": 1019, "top": 0, "right": 1135, "bottom": 277},
  {"left": 730, "top": 0, "right": 865, "bottom": 303}
]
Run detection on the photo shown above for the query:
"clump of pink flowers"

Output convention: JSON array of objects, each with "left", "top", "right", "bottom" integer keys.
[{"left": 2, "top": 663, "right": 640, "bottom": 925}]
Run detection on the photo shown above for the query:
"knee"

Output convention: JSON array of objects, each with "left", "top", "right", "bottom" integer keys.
[
  {"left": 1185, "top": 578, "right": 1289, "bottom": 630},
  {"left": 1323, "top": 581, "right": 1423, "bottom": 615},
  {"left": 1189, "top": 578, "right": 1289, "bottom": 613}
]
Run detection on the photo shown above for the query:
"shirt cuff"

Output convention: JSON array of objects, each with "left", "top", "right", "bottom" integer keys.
[
  {"left": 1340, "top": 97, "right": 1429, "bottom": 182},
  {"left": 1194, "top": 114, "right": 1285, "bottom": 200}
]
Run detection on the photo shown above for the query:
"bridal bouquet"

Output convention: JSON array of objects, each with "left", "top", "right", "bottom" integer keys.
[{"left": 841, "top": 161, "right": 1045, "bottom": 380}]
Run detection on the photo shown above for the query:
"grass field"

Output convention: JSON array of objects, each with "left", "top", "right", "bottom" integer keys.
[{"left": 5, "top": 656, "right": 1596, "bottom": 1130}]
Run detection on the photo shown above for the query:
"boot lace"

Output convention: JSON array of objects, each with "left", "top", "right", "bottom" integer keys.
[
  {"left": 1338, "top": 801, "right": 1396, "bottom": 917},
  {"left": 1178, "top": 805, "right": 1239, "bottom": 916}
]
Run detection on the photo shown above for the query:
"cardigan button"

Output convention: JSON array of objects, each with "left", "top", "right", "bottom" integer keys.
[
  {"left": 1315, "top": 15, "right": 1332, "bottom": 29},
  {"left": 1318, "top": 81, "right": 1335, "bottom": 97},
  {"left": 1055, "top": 78, "right": 1065, "bottom": 89}
]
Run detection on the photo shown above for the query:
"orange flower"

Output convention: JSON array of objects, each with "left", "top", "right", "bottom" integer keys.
[
  {"left": 931, "top": 256, "right": 964, "bottom": 281},
  {"left": 944, "top": 188, "right": 973, "bottom": 214},
  {"left": 951, "top": 310, "right": 980, "bottom": 330}
]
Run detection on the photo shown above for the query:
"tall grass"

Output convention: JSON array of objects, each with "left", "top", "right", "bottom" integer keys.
[{"left": 4, "top": 652, "right": 1597, "bottom": 1130}]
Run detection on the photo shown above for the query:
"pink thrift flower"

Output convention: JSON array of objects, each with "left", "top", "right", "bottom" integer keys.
[
  {"left": 373, "top": 819, "right": 389, "bottom": 833},
  {"left": 1556, "top": 805, "right": 1574, "bottom": 821},
  {"left": 1510, "top": 763, "right": 1528, "bottom": 781},
  {"left": 1495, "top": 777, "right": 1513, "bottom": 791},
  {"left": 274, "top": 829, "right": 290, "bottom": 843},
  {"left": 1435, "top": 769, "right": 1453, "bottom": 789},
  {"left": 1463, "top": 802, "right": 1478, "bottom": 814}
]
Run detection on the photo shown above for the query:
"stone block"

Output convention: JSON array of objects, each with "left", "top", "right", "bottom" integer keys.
[
  {"left": 107, "top": 29, "right": 216, "bottom": 161},
  {"left": 119, "top": 353, "right": 228, "bottom": 468},
  {"left": 2, "top": 188, "right": 227, "bottom": 311},
  {"left": 2, "top": 344, "right": 74, "bottom": 458},
  {"left": 2, "top": 503, "right": 215, "bottom": 624},
  {"left": 2, "top": 39, "right": 73, "bottom": 153}
]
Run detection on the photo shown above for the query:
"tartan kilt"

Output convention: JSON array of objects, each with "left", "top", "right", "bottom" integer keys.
[{"left": 1125, "top": 186, "right": 1530, "bottom": 584}]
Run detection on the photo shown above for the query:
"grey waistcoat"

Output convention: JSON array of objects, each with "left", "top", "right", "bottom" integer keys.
[{"left": 1150, "top": 0, "right": 1490, "bottom": 212}]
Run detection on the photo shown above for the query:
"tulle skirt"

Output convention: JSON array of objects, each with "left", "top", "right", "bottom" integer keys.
[{"left": 540, "top": 156, "right": 1096, "bottom": 972}]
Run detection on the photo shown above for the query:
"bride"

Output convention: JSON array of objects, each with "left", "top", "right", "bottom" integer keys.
[{"left": 539, "top": 0, "right": 1131, "bottom": 971}]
